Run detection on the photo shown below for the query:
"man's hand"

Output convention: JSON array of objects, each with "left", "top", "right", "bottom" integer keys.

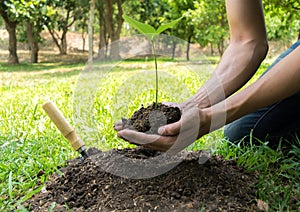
[{"left": 114, "top": 105, "right": 209, "bottom": 155}]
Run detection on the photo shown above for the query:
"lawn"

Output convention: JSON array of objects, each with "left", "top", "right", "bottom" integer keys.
[{"left": 0, "top": 52, "right": 299, "bottom": 211}]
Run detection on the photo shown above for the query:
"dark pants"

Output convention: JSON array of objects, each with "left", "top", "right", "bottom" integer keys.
[{"left": 224, "top": 40, "right": 300, "bottom": 147}]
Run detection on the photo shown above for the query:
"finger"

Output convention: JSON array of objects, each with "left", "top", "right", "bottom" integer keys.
[
  {"left": 158, "top": 121, "right": 181, "bottom": 136},
  {"left": 162, "top": 102, "right": 180, "bottom": 108},
  {"left": 118, "top": 129, "right": 177, "bottom": 152},
  {"left": 145, "top": 136, "right": 176, "bottom": 152},
  {"left": 141, "top": 135, "right": 177, "bottom": 152},
  {"left": 118, "top": 129, "right": 160, "bottom": 145},
  {"left": 114, "top": 120, "right": 123, "bottom": 131},
  {"left": 116, "top": 132, "right": 128, "bottom": 141},
  {"left": 167, "top": 107, "right": 200, "bottom": 155}
]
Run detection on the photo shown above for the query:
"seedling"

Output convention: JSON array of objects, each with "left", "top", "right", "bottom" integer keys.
[{"left": 122, "top": 15, "right": 183, "bottom": 108}]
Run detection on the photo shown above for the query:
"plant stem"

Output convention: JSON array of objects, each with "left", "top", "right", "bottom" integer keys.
[{"left": 151, "top": 39, "right": 158, "bottom": 109}]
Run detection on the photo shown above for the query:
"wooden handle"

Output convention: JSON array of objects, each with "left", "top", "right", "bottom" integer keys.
[{"left": 42, "top": 101, "right": 85, "bottom": 151}]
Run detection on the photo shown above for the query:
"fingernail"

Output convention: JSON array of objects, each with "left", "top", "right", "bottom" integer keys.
[
  {"left": 114, "top": 126, "right": 122, "bottom": 131},
  {"left": 158, "top": 127, "right": 165, "bottom": 135}
]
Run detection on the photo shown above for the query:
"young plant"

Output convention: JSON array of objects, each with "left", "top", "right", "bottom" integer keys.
[{"left": 122, "top": 15, "right": 182, "bottom": 108}]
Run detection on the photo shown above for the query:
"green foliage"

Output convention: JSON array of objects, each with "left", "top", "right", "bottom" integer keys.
[
  {"left": 190, "top": 0, "right": 228, "bottom": 55},
  {"left": 210, "top": 137, "right": 300, "bottom": 211},
  {"left": 263, "top": 0, "right": 300, "bottom": 41},
  {"left": 123, "top": 0, "right": 170, "bottom": 30},
  {"left": 0, "top": 58, "right": 204, "bottom": 209},
  {"left": 123, "top": 15, "right": 156, "bottom": 39},
  {"left": 165, "top": 0, "right": 196, "bottom": 42},
  {"left": 123, "top": 0, "right": 229, "bottom": 55},
  {"left": 46, "top": 0, "right": 89, "bottom": 30},
  {"left": 155, "top": 17, "right": 183, "bottom": 35},
  {"left": 123, "top": 14, "right": 182, "bottom": 40},
  {"left": 0, "top": 16, "right": 4, "bottom": 28},
  {"left": 123, "top": 0, "right": 299, "bottom": 55},
  {"left": 1, "top": 0, "right": 51, "bottom": 31},
  {"left": 0, "top": 54, "right": 299, "bottom": 210},
  {"left": 4, "top": 0, "right": 47, "bottom": 20},
  {"left": 1, "top": 0, "right": 54, "bottom": 49},
  {"left": 0, "top": 62, "right": 83, "bottom": 210},
  {"left": 122, "top": 14, "right": 182, "bottom": 107}
]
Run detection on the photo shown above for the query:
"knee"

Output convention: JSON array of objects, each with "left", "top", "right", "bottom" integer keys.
[
  {"left": 224, "top": 120, "right": 252, "bottom": 144},
  {"left": 224, "top": 123, "right": 240, "bottom": 143}
]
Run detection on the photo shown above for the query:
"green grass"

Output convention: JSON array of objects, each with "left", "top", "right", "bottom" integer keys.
[
  {"left": 0, "top": 55, "right": 299, "bottom": 211},
  {"left": 0, "top": 61, "right": 82, "bottom": 210},
  {"left": 211, "top": 137, "right": 300, "bottom": 211}
]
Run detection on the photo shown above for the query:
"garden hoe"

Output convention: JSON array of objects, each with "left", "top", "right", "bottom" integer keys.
[{"left": 42, "top": 101, "right": 89, "bottom": 161}]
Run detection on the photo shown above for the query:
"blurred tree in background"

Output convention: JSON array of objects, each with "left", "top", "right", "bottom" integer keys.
[
  {"left": 0, "top": 1, "right": 19, "bottom": 63},
  {"left": 9, "top": 0, "right": 51, "bottom": 63},
  {"left": 165, "top": 0, "right": 196, "bottom": 60},
  {"left": 96, "top": 0, "right": 124, "bottom": 59},
  {"left": 263, "top": 0, "right": 300, "bottom": 41},
  {"left": 188, "top": 0, "right": 228, "bottom": 56},
  {"left": 46, "top": 0, "right": 89, "bottom": 55},
  {"left": 0, "top": 0, "right": 299, "bottom": 63}
]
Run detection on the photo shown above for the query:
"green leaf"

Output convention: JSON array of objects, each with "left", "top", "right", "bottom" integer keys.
[
  {"left": 123, "top": 14, "right": 156, "bottom": 38},
  {"left": 8, "top": 171, "right": 13, "bottom": 200},
  {"left": 14, "top": 185, "right": 45, "bottom": 208},
  {"left": 156, "top": 16, "right": 183, "bottom": 34},
  {"left": 49, "top": 202, "right": 57, "bottom": 212}
]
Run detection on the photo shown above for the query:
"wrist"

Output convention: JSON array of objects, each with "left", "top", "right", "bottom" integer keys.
[
  {"left": 197, "top": 107, "right": 212, "bottom": 137},
  {"left": 203, "top": 101, "right": 228, "bottom": 133},
  {"left": 181, "top": 96, "right": 210, "bottom": 111}
]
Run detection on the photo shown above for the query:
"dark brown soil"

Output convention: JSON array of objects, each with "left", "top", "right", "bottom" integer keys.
[
  {"left": 23, "top": 103, "right": 260, "bottom": 211},
  {"left": 23, "top": 147, "right": 259, "bottom": 211},
  {"left": 122, "top": 103, "right": 181, "bottom": 134}
]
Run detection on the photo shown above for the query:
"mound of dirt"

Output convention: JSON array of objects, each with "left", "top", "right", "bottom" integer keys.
[{"left": 23, "top": 147, "right": 259, "bottom": 211}]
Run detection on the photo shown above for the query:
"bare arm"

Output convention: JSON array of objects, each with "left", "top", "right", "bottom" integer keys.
[
  {"left": 116, "top": 0, "right": 300, "bottom": 153},
  {"left": 160, "top": 47, "right": 300, "bottom": 153},
  {"left": 195, "top": 44, "right": 300, "bottom": 136},
  {"left": 186, "top": 0, "right": 268, "bottom": 109},
  {"left": 121, "top": 46, "right": 300, "bottom": 153},
  {"left": 218, "top": 45, "right": 300, "bottom": 126}
]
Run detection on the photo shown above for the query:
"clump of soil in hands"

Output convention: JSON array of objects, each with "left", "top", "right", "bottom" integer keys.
[
  {"left": 23, "top": 147, "right": 260, "bottom": 211},
  {"left": 122, "top": 102, "right": 181, "bottom": 134}
]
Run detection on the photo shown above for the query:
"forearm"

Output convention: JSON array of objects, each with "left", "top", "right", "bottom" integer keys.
[
  {"left": 184, "top": 0, "right": 268, "bottom": 109},
  {"left": 187, "top": 40, "right": 268, "bottom": 108},
  {"left": 207, "top": 45, "right": 300, "bottom": 131}
]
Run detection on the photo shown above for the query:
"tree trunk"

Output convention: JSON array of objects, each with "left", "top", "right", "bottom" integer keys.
[
  {"left": 47, "top": 7, "right": 76, "bottom": 55},
  {"left": 110, "top": 34, "right": 121, "bottom": 60},
  {"left": 26, "top": 22, "right": 39, "bottom": 63},
  {"left": 218, "top": 10, "right": 226, "bottom": 56},
  {"left": 186, "top": 34, "right": 192, "bottom": 61},
  {"left": 48, "top": 27, "right": 64, "bottom": 55},
  {"left": 298, "top": 30, "right": 300, "bottom": 40},
  {"left": 217, "top": 39, "right": 224, "bottom": 56},
  {"left": 210, "top": 43, "right": 214, "bottom": 56},
  {"left": 172, "top": 39, "right": 177, "bottom": 60},
  {"left": 104, "top": 0, "right": 116, "bottom": 59},
  {"left": 88, "top": 0, "right": 95, "bottom": 64},
  {"left": 7, "top": 22, "right": 19, "bottom": 64},
  {"left": 98, "top": 2, "right": 107, "bottom": 59},
  {"left": 61, "top": 30, "right": 68, "bottom": 55},
  {"left": 104, "top": 0, "right": 123, "bottom": 60},
  {"left": 82, "top": 29, "right": 86, "bottom": 52},
  {"left": 0, "top": 9, "right": 19, "bottom": 64}
]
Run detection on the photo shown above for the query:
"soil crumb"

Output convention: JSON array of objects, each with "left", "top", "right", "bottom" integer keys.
[
  {"left": 122, "top": 102, "right": 181, "bottom": 134},
  {"left": 23, "top": 147, "right": 259, "bottom": 211}
]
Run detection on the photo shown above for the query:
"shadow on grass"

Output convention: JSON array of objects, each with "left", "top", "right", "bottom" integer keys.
[
  {"left": 38, "top": 69, "right": 82, "bottom": 78},
  {"left": 122, "top": 56, "right": 219, "bottom": 64},
  {"left": 0, "top": 55, "right": 219, "bottom": 75},
  {"left": 0, "top": 62, "right": 85, "bottom": 73}
]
